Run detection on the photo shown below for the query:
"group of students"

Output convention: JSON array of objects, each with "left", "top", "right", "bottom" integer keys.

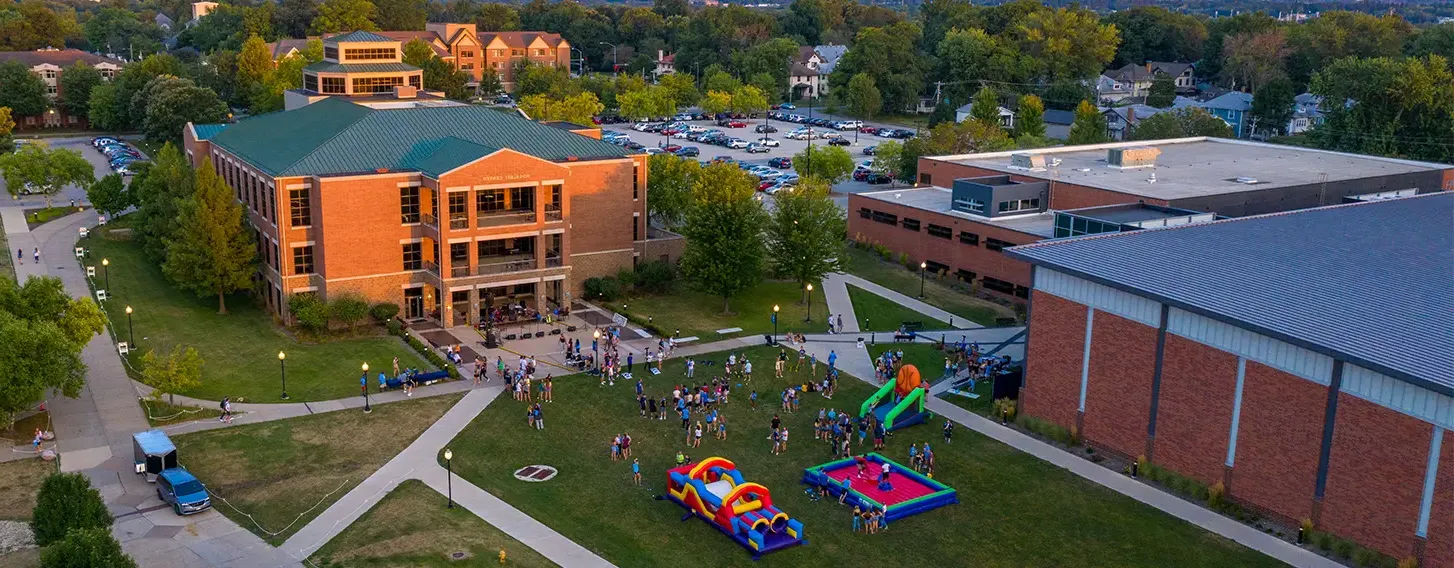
[
  {"left": 906, "top": 442, "right": 938, "bottom": 475},
  {"left": 815, "top": 407, "right": 884, "bottom": 459},
  {"left": 609, "top": 432, "right": 634, "bottom": 461},
  {"left": 850, "top": 504, "right": 891, "bottom": 534}
]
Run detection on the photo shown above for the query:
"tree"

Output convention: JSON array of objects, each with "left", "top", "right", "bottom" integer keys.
[
  {"left": 513, "top": 61, "right": 576, "bottom": 99},
  {"left": 1015, "top": 94, "right": 1046, "bottom": 138},
  {"left": 1068, "top": 100, "right": 1108, "bottom": 145},
  {"left": 163, "top": 159, "right": 257, "bottom": 314},
  {"left": 40, "top": 527, "right": 137, "bottom": 568},
  {"left": 618, "top": 86, "right": 676, "bottom": 122},
  {"left": 478, "top": 68, "right": 503, "bottom": 96},
  {"left": 328, "top": 293, "right": 370, "bottom": 329},
  {"left": 1310, "top": 55, "right": 1454, "bottom": 163},
  {"left": 142, "top": 77, "right": 229, "bottom": 143},
  {"left": 1286, "top": 11, "right": 1414, "bottom": 87},
  {"left": 86, "top": 84, "right": 120, "bottom": 131},
  {"left": 402, "top": 40, "right": 471, "bottom": 100},
  {"left": 699, "top": 90, "right": 732, "bottom": 116},
  {"left": 0, "top": 1, "right": 77, "bottom": 52},
  {"left": 647, "top": 153, "right": 698, "bottom": 229},
  {"left": 236, "top": 34, "right": 276, "bottom": 101},
  {"left": 1200, "top": 12, "right": 1279, "bottom": 83},
  {"left": 1128, "top": 107, "right": 1233, "bottom": 140},
  {"left": 653, "top": 0, "right": 688, "bottom": 18},
  {"left": 132, "top": 143, "right": 194, "bottom": 261},
  {"left": 372, "top": 0, "right": 426, "bottom": 31},
  {"left": 275, "top": 0, "right": 319, "bottom": 38},
  {"left": 767, "top": 177, "right": 843, "bottom": 303},
  {"left": 935, "top": 28, "right": 1035, "bottom": 105},
  {"left": 310, "top": 0, "right": 378, "bottom": 34},
  {"left": 0, "top": 277, "right": 103, "bottom": 428},
  {"left": 0, "top": 107, "right": 13, "bottom": 154},
  {"left": 0, "top": 60, "right": 48, "bottom": 118},
  {"left": 109, "top": 54, "right": 187, "bottom": 132},
  {"left": 830, "top": 22, "right": 925, "bottom": 115},
  {"left": 658, "top": 73, "right": 700, "bottom": 107},
  {"left": 870, "top": 140, "right": 902, "bottom": 182},
  {"left": 30, "top": 473, "right": 112, "bottom": 546},
  {"left": 1222, "top": 30, "right": 1290, "bottom": 94},
  {"left": 730, "top": 37, "right": 797, "bottom": 92},
  {"left": 968, "top": 87, "right": 1000, "bottom": 126},
  {"left": 1409, "top": 23, "right": 1454, "bottom": 68},
  {"left": 701, "top": 69, "right": 742, "bottom": 95},
  {"left": 1248, "top": 79, "right": 1295, "bottom": 137},
  {"left": 0, "top": 142, "right": 95, "bottom": 208},
  {"left": 678, "top": 163, "right": 769, "bottom": 313},
  {"left": 843, "top": 74, "right": 881, "bottom": 120},
  {"left": 84, "top": 8, "right": 165, "bottom": 56},
  {"left": 728, "top": 85, "right": 767, "bottom": 115},
  {"left": 85, "top": 174, "right": 133, "bottom": 217},
  {"left": 58, "top": 62, "right": 102, "bottom": 120},
  {"left": 793, "top": 145, "right": 854, "bottom": 185},
  {"left": 139, "top": 346, "right": 203, "bottom": 405},
  {"left": 1146, "top": 74, "right": 1175, "bottom": 108},
  {"left": 1012, "top": 7, "right": 1120, "bottom": 82},
  {"left": 1105, "top": 6, "right": 1207, "bottom": 68}
]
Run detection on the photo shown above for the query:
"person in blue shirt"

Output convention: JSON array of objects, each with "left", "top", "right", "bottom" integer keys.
[
  {"left": 627, "top": 353, "right": 634, "bottom": 373},
  {"left": 828, "top": 350, "right": 837, "bottom": 369},
  {"left": 680, "top": 406, "right": 691, "bottom": 429},
  {"left": 750, "top": 390, "right": 758, "bottom": 409},
  {"left": 635, "top": 378, "right": 643, "bottom": 396},
  {"left": 908, "top": 443, "right": 919, "bottom": 469},
  {"left": 632, "top": 458, "right": 641, "bottom": 485}
]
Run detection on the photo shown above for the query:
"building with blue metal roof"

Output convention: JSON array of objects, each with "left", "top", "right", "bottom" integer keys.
[{"left": 1004, "top": 192, "right": 1454, "bottom": 565}]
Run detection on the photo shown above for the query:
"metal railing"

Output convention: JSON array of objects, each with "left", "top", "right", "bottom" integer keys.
[
  {"left": 545, "top": 255, "right": 563, "bottom": 267},
  {"left": 449, "top": 215, "right": 469, "bottom": 230},
  {"left": 401, "top": 212, "right": 420, "bottom": 224},
  {"left": 422, "top": 260, "right": 439, "bottom": 275},
  {"left": 450, "top": 264, "right": 471, "bottom": 278},
  {"left": 421, "top": 213, "right": 437, "bottom": 228},
  {"left": 475, "top": 257, "right": 536, "bottom": 275},
  {"left": 476, "top": 210, "right": 536, "bottom": 228},
  {"left": 544, "top": 206, "right": 563, "bottom": 222}
]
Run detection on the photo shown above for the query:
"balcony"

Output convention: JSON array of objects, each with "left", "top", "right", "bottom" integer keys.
[
  {"left": 421, "top": 213, "right": 437, "bottom": 228},
  {"left": 422, "top": 260, "right": 439, "bottom": 275},
  {"left": 544, "top": 205, "right": 563, "bottom": 222},
  {"left": 450, "top": 264, "right": 471, "bottom": 278},
  {"left": 477, "top": 210, "right": 537, "bottom": 228},
  {"left": 545, "top": 254, "right": 562, "bottom": 268},
  {"left": 402, "top": 212, "right": 420, "bottom": 224},
  {"left": 449, "top": 214, "right": 469, "bottom": 231},
  {"left": 475, "top": 254, "right": 536, "bottom": 275}
]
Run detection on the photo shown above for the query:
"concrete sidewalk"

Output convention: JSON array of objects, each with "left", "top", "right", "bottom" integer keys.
[{"left": 823, "top": 272, "right": 983, "bottom": 330}]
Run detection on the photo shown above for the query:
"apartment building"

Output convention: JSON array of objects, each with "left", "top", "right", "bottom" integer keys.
[
  {"left": 0, "top": 47, "right": 123, "bottom": 128},
  {"left": 372, "top": 23, "right": 571, "bottom": 92}
]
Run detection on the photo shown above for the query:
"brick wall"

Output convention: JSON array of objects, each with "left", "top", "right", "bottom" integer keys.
[
  {"left": 1425, "top": 445, "right": 1454, "bottom": 568},
  {"left": 1020, "top": 292, "right": 1085, "bottom": 430},
  {"left": 1228, "top": 361, "right": 1326, "bottom": 524},
  {"left": 1153, "top": 334, "right": 1238, "bottom": 484},
  {"left": 1082, "top": 309, "right": 1157, "bottom": 458},
  {"left": 1320, "top": 395, "right": 1430, "bottom": 559}
]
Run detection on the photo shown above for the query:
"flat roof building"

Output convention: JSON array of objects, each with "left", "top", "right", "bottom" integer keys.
[
  {"left": 848, "top": 137, "right": 1454, "bottom": 302},
  {"left": 1005, "top": 192, "right": 1454, "bottom": 566}
]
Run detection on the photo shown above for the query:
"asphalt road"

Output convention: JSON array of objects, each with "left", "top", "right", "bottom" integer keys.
[{"left": 2, "top": 135, "right": 138, "bottom": 210}]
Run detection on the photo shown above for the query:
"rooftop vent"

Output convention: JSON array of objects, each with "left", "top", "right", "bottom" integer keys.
[
  {"left": 1009, "top": 153, "right": 1046, "bottom": 171},
  {"left": 1108, "top": 146, "right": 1159, "bottom": 169},
  {"left": 1235, "top": 176, "right": 1258, "bottom": 184},
  {"left": 393, "top": 85, "right": 418, "bottom": 99}
]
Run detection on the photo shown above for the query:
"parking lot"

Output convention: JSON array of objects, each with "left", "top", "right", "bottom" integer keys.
[
  {"left": 598, "top": 109, "right": 919, "bottom": 198},
  {"left": 1, "top": 136, "right": 132, "bottom": 209}
]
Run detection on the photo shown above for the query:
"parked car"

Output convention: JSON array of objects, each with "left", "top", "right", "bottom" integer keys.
[
  {"left": 764, "top": 182, "right": 794, "bottom": 195},
  {"left": 675, "top": 146, "right": 700, "bottom": 157},
  {"left": 768, "top": 157, "right": 793, "bottom": 169},
  {"left": 726, "top": 121, "right": 747, "bottom": 128},
  {"left": 625, "top": 141, "right": 646, "bottom": 151},
  {"left": 756, "top": 137, "right": 780, "bottom": 147},
  {"left": 835, "top": 120, "right": 864, "bottom": 130},
  {"left": 828, "top": 137, "right": 851, "bottom": 146},
  {"left": 866, "top": 172, "right": 894, "bottom": 184},
  {"left": 759, "top": 180, "right": 777, "bottom": 191},
  {"left": 754, "top": 124, "right": 778, "bottom": 133},
  {"left": 156, "top": 468, "right": 211, "bottom": 515},
  {"left": 779, "top": 103, "right": 797, "bottom": 110},
  {"left": 661, "top": 144, "right": 682, "bottom": 153},
  {"left": 726, "top": 138, "right": 750, "bottom": 149},
  {"left": 711, "top": 156, "right": 736, "bottom": 164},
  {"left": 91, "top": 137, "right": 119, "bottom": 148},
  {"left": 863, "top": 145, "right": 877, "bottom": 155},
  {"left": 777, "top": 173, "right": 800, "bottom": 185},
  {"left": 859, "top": 126, "right": 879, "bottom": 135},
  {"left": 853, "top": 169, "right": 871, "bottom": 182},
  {"left": 644, "top": 147, "right": 665, "bottom": 155},
  {"left": 745, "top": 143, "right": 770, "bottom": 153}
]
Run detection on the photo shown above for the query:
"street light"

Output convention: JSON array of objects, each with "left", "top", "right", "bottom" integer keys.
[
  {"left": 598, "top": 42, "right": 618, "bottom": 72},
  {"left": 804, "top": 284, "right": 813, "bottom": 322},
  {"left": 361, "top": 362, "right": 371, "bottom": 413},
  {"left": 772, "top": 304, "right": 780, "bottom": 343},
  {"left": 919, "top": 261, "right": 927, "bottom": 298},
  {"left": 443, "top": 449, "right": 454, "bottom": 508},
  {"left": 124, "top": 305, "right": 134, "bottom": 346},
  {"left": 101, "top": 258, "right": 110, "bottom": 290},
  {"left": 592, "top": 329, "right": 601, "bottom": 373},
  {"left": 278, "top": 351, "right": 288, "bottom": 400}
]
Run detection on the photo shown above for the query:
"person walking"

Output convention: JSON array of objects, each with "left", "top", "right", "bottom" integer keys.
[
  {"left": 32, "top": 247, "right": 39, "bottom": 265},
  {"left": 16, "top": 249, "right": 22, "bottom": 265},
  {"left": 632, "top": 458, "right": 641, "bottom": 485}
]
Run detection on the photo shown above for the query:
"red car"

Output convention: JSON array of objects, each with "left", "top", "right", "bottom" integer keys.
[
  {"left": 859, "top": 126, "right": 878, "bottom": 134},
  {"left": 662, "top": 144, "right": 682, "bottom": 153},
  {"left": 758, "top": 180, "right": 776, "bottom": 191},
  {"left": 662, "top": 128, "right": 684, "bottom": 136},
  {"left": 727, "top": 121, "right": 747, "bottom": 128}
]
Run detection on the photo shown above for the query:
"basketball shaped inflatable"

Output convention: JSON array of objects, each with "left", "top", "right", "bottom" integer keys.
[{"left": 895, "top": 365, "right": 922, "bottom": 397}]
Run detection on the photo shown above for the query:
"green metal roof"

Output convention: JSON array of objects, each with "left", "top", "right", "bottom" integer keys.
[
  {"left": 304, "top": 61, "right": 419, "bottom": 74},
  {"left": 326, "top": 30, "right": 396, "bottom": 44},
  {"left": 206, "top": 97, "right": 629, "bottom": 177},
  {"left": 192, "top": 123, "right": 228, "bottom": 140}
]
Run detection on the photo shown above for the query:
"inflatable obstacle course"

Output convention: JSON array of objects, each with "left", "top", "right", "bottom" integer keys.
[
  {"left": 666, "top": 457, "right": 807, "bottom": 557},
  {"left": 861, "top": 364, "right": 931, "bottom": 431},
  {"left": 801, "top": 453, "right": 957, "bottom": 522}
]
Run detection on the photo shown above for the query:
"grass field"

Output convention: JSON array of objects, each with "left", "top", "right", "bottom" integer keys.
[
  {"left": 23, "top": 206, "right": 78, "bottom": 229},
  {"left": 172, "top": 393, "right": 463, "bottom": 544},
  {"left": 842, "top": 247, "right": 1014, "bottom": 326},
  {"left": 444, "top": 345, "right": 1282, "bottom": 568},
  {"left": 139, "top": 399, "right": 222, "bottom": 427},
  {"left": 309, "top": 480, "right": 557, "bottom": 567},
  {"left": 868, "top": 343, "right": 997, "bottom": 415},
  {"left": 846, "top": 284, "right": 949, "bottom": 332},
  {"left": 603, "top": 280, "right": 829, "bottom": 340},
  {"left": 0, "top": 214, "right": 11, "bottom": 282},
  {"left": 0, "top": 458, "right": 53, "bottom": 521},
  {"left": 80, "top": 221, "right": 433, "bottom": 402}
]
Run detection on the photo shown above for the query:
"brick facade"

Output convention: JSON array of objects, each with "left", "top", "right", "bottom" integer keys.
[
  {"left": 1019, "top": 292, "right": 1085, "bottom": 430},
  {"left": 1225, "top": 361, "right": 1325, "bottom": 524},
  {"left": 1082, "top": 310, "right": 1157, "bottom": 459},
  {"left": 1321, "top": 395, "right": 1430, "bottom": 559},
  {"left": 1152, "top": 334, "right": 1239, "bottom": 484},
  {"left": 1426, "top": 447, "right": 1454, "bottom": 568}
]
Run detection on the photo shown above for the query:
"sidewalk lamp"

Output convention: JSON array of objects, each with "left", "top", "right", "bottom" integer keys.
[
  {"left": 101, "top": 258, "right": 110, "bottom": 290},
  {"left": 361, "top": 362, "right": 371, "bottom": 413},
  {"left": 443, "top": 449, "right": 454, "bottom": 508},
  {"left": 772, "top": 305, "right": 780, "bottom": 343},
  {"left": 124, "top": 305, "right": 134, "bottom": 346},
  {"left": 278, "top": 351, "right": 288, "bottom": 400},
  {"left": 804, "top": 284, "right": 813, "bottom": 322},
  {"left": 919, "top": 261, "right": 927, "bottom": 298},
  {"left": 592, "top": 329, "right": 601, "bottom": 372}
]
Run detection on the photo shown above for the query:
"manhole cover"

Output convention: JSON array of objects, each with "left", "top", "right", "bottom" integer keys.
[
  {"left": 450, "top": 551, "right": 469, "bottom": 560},
  {"left": 514, "top": 465, "right": 558, "bottom": 482}
]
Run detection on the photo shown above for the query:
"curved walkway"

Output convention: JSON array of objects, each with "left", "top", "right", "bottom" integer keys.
[{"left": 821, "top": 271, "right": 984, "bottom": 332}]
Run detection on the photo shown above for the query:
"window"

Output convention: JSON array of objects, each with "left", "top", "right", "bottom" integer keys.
[
  {"left": 998, "top": 198, "right": 1040, "bottom": 214},
  {"left": 952, "top": 197, "right": 986, "bottom": 214},
  {"left": 545, "top": 184, "right": 562, "bottom": 219},
  {"left": 509, "top": 186, "right": 534, "bottom": 211},
  {"left": 324, "top": 46, "right": 338, "bottom": 60},
  {"left": 402, "top": 242, "right": 422, "bottom": 270},
  {"left": 321, "top": 76, "right": 345, "bottom": 94},
  {"left": 984, "top": 238, "right": 1016, "bottom": 252},
  {"left": 352, "top": 76, "right": 404, "bottom": 94},
  {"left": 955, "top": 269, "right": 977, "bottom": 282},
  {"left": 631, "top": 216, "right": 639, "bottom": 241},
  {"left": 534, "top": 49, "right": 546, "bottom": 56},
  {"left": 460, "top": 63, "right": 474, "bottom": 70},
  {"left": 408, "top": 74, "right": 421, "bottom": 89},
  {"left": 292, "top": 246, "right": 314, "bottom": 275},
  {"left": 343, "top": 48, "right": 395, "bottom": 61},
  {"left": 981, "top": 276, "right": 1016, "bottom": 295},
  {"left": 289, "top": 189, "right": 311, "bottom": 227},
  {"left": 633, "top": 163, "right": 640, "bottom": 199},
  {"left": 958, "top": 231, "right": 979, "bottom": 246},
  {"left": 265, "top": 185, "right": 274, "bottom": 222},
  {"left": 400, "top": 187, "right": 420, "bottom": 224},
  {"left": 494, "top": 49, "right": 505, "bottom": 57},
  {"left": 477, "top": 188, "right": 505, "bottom": 213},
  {"left": 46, "top": 85, "right": 57, "bottom": 95},
  {"left": 448, "top": 192, "right": 468, "bottom": 229},
  {"left": 42, "top": 69, "right": 56, "bottom": 79},
  {"left": 459, "top": 50, "right": 475, "bottom": 58},
  {"left": 303, "top": 74, "right": 318, "bottom": 92},
  {"left": 858, "top": 207, "right": 871, "bottom": 219},
  {"left": 511, "top": 49, "right": 524, "bottom": 57},
  {"left": 1013, "top": 285, "right": 1029, "bottom": 299},
  {"left": 901, "top": 218, "right": 920, "bottom": 232},
  {"left": 925, "top": 260, "right": 949, "bottom": 273},
  {"left": 870, "top": 210, "right": 896, "bottom": 225},
  {"left": 926, "top": 224, "right": 951, "bottom": 239},
  {"left": 918, "top": 173, "right": 931, "bottom": 185}
]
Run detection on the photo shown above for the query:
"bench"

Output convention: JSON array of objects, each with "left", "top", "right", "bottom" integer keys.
[
  {"left": 379, "top": 370, "right": 452, "bottom": 391},
  {"left": 893, "top": 332, "right": 916, "bottom": 343}
]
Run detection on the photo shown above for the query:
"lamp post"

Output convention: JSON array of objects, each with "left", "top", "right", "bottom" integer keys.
[
  {"left": 124, "top": 305, "right": 134, "bottom": 346},
  {"left": 592, "top": 329, "right": 601, "bottom": 373},
  {"left": 772, "top": 304, "right": 779, "bottom": 343},
  {"left": 919, "top": 261, "right": 927, "bottom": 298},
  {"left": 443, "top": 449, "right": 454, "bottom": 508},
  {"left": 101, "top": 258, "right": 110, "bottom": 290},
  {"left": 804, "top": 283, "right": 813, "bottom": 322},
  {"left": 278, "top": 351, "right": 288, "bottom": 400},
  {"left": 599, "top": 42, "right": 618, "bottom": 73},
  {"left": 361, "top": 362, "right": 371, "bottom": 413}
]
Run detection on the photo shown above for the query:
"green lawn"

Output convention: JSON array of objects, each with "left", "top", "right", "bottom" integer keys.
[
  {"left": 444, "top": 345, "right": 1283, "bottom": 568},
  {"left": 23, "top": 206, "right": 80, "bottom": 229},
  {"left": 0, "top": 213, "right": 11, "bottom": 282},
  {"left": 842, "top": 247, "right": 1016, "bottom": 327},
  {"left": 309, "top": 479, "right": 557, "bottom": 567},
  {"left": 603, "top": 280, "right": 829, "bottom": 340},
  {"left": 847, "top": 284, "right": 950, "bottom": 333},
  {"left": 172, "top": 393, "right": 463, "bottom": 545},
  {"left": 140, "top": 399, "right": 222, "bottom": 427},
  {"left": 868, "top": 343, "right": 996, "bottom": 415},
  {"left": 79, "top": 221, "right": 433, "bottom": 402}
]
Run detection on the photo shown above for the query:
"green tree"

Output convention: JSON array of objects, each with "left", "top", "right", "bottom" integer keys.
[
  {"left": 236, "top": 34, "right": 275, "bottom": 103},
  {"left": 514, "top": 61, "right": 577, "bottom": 99},
  {"left": 402, "top": 40, "right": 471, "bottom": 100},
  {"left": 110, "top": 54, "right": 187, "bottom": 131},
  {"left": 658, "top": 73, "right": 700, "bottom": 107},
  {"left": 1286, "top": 11, "right": 1413, "bottom": 87},
  {"left": 0, "top": 277, "right": 103, "bottom": 428},
  {"left": 310, "top": 0, "right": 378, "bottom": 34},
  {"left": 1409, "top": 23, "right": 1454, "bottom": 68},
  {"left": 1105, "top": 6, "right": 1208, "bottom": 67},
  {"left": 0, "top": 60, "right": 48, "bottom": 117},
  {"left": 843, "top": 73, "right": 881, "bottom": 120},
  {"left": 968, "top": 86, "right": 1000, "bottom": 125},
  {"left": 730, "top": 37, "right": 798, "bottom": 92},
  {"left": 276, "top": 0, "right": 319, "bottom": 38},
  {"left": 1200, "top": 12, "right": 1278, "bottom": 83},
  {"left": 746, "top": 72, "right": 780, "bottom": 105},
  {"left": 1146, "top": 74, "right": 1175, "bottom": 108},
  {"left": 1248, "top": 79, "right": 1295, "bottom": 137},
  {"left": 371, "top": 0, "right": 426, "bottom": 31},
  {"left": 58, "top": 62, "right": 102, "bottom": 120},
  {"left": 830, "top": 22, "right": 925, "bottom": 114},
  {"left": 40, "top": 527, "right": 137, "bottom": 568},
  {"left": 139, "top": 345, "right": 203, "bottom": 404},
  {"left": 699, "top": 90, "right": 732, "bottom": 116},
  {"left": 1222, "top": 29, "right": 1289, "bottom": 93},
  {"left": 328, "top": 293, "right": 370, "bottom": 329},
  {"left": 647, "top": 153, "right": 699, "bottom": 229},
  {"left": 85, "top": 173, "right": 133, "bottom": 217},
  {"left": 618, "top": 86, "right": 676, "bottom": 122},
  {"left": 478, "top": 68, "right": 503, "bottom": 96},
  {"left": 767, "top": 176, "right": 843, "bottom": 303},
  {"left": 1128, "top": 107, "right": 1233, "bottom": 140},
  {"left": 1309, "top": 55, "right": 1454, "bottom": 163},
  {"left": 792, "top": 145, "right": 854, "bottom": 184},
  {"left": 0, "top": 107, "right": 13, "bottom": 152},
  {"left": 870, "top": 140, "right": 902, "bottom": 184},
  {"left": 0, "top": 1, "right": 77, "bottom": 52},
  {"left": 1068, "top": 100, "right": 1108, "bottom": 145},
  {"left": 141, "top": 77, "right": 229, "bottom": 143},
  {"left": 132, "top": 143, "right": 194, "bottom": 261},
  {"left": 1015, "top": 94, "right": 1046, "bottom": 138},
  {"left": 935, "top": 28, "right": 1035, "bottom": 105},
  {"left": 702, "top": 68, "right": 742, "bottom": 95},
  {"left": 163, "top": 159, "right": 257, "bottom": 314},
  {"left": 1012, "top": 7, "right": 1121, "bottom": 82},
  {"left": 86, "top": 84, "right": 120, "bottom": 131},
  {"left": 678, "top": 163, "right": 769, "bottom": 313},
  {"left": 84, "top": 7, "right": 165, "bottom": 56},
  {"left": 30, "top": 473, "right": 112, "bottom": 546},
  {"left": 0, "top": 142, "right": 96, "bottom": 208},
  {"left": 728, "top": 85, "right": 767, "bottom": 115}
]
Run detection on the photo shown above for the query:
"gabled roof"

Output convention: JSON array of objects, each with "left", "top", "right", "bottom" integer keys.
[
  {"left": 1009, "top": 192, "right": 1454, "bottom": 393},
  {"left": 265, "top": 38, "right": 315, "bottom": 60},
  {"left": 326, "top": 30, "right": 395, "bottom": 44},
  {"left": 1177, "top": 91, "right": 1253, "bottom": 112},
  {"left": 192, "top": 123, "right": 228, "bottom": 140},
  {"left": 790, "top": 62, "right": 818, "bottom": 77},
  {"left": 0, "top": 48, "right": 124, "bottom": 68},
  {"left": 1102, "top": 104, "right": 1165, "bottom": 125},
  {"left": 479, "top": 32, "right": 566, "bottom": 48},
  {"left": 1106, "top": 61, "right": 1193, "bottom": 83},
  {"left": 201, "top": 97, "right": 628, "bottom": 177},
  {"left": 1043, "top": 109, "right": 1076, "bottom": 125}
]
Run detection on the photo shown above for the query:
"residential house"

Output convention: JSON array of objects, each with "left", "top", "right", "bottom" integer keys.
[
  {"left": 954, "top": 103, "right": 1015, "bottom": 130},
  {"left": 1102, "top": 104, "right": 1166, "bottom": 141},
  {"left": 155, "top": 13, "right": 174, "bottom": 32},
  {"left": 791, "top": 46, "right": 825, "bottom": 98},
  {"left": 1043, "top": 109, "right": 1074, "bottom": 140},
  {"left": 263, "top": 38, "right": 317, "bottom": 63},
  {"left": 1287, "top": 93, "right": 1324, "bottom": 135},
  {"left": 1174, "top": 91, "right": 1253, "bottom": 137},
  {"left": 369, "top": 24, "right": 570, "bottom": 93},
  {"left": 1097, "top": 61, "right": 1194, "bottom": 103},
  {"left": 654, "top": 50, "right": 674, "bottom": 77},
  {"left": 191, "top": 1, "right": 217, "bottom": 22},
  {"left": 813, "top": 44, "right": 846, "bottom": 76},
  {"left": 0, "top": 47, "right": 124, "bottom": 129}
]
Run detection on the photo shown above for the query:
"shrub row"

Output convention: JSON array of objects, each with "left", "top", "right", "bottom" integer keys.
[
  {"left": 287, "top": 293, "right": 399, "bottom": 333},
  {"left": 583, "top": 260, "right": 676, "bottom": 302},
  {"left": 1014, "top": 415, "right": 1073, "bottom": 446},
  {"left": 388, "top": 322, "right": 461, "bottom": 380}
]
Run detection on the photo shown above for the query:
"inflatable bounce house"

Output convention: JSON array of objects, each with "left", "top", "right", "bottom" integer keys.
[
  {"left": 861, "top": 364, "right": 931, "bottom": 431},
  {"left": 802, "top": 453, "right": 957, "bottom": 522},
  {"left": 666, "top": 457, "right": 806, "bottom": 557}
]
